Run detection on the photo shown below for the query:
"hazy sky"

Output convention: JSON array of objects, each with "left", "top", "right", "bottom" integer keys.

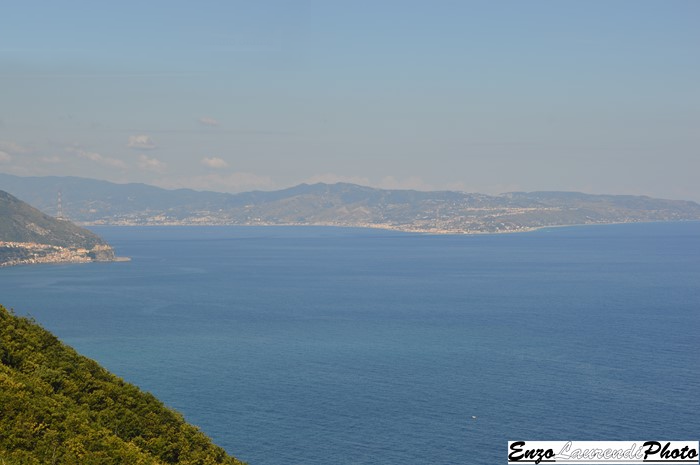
[{"left": 1, "top": 1, "right": 698, "bottom": 200}]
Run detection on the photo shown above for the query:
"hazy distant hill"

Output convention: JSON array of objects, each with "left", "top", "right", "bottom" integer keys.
[
  {"left": 2, "top": 173, "right": 700, "bottom": 234},
  {"left": 0, "top": 190, "right": 107, "bottom": 247},
  {"left": 0, "top": 189, "right": 116, "bottom": 266}
]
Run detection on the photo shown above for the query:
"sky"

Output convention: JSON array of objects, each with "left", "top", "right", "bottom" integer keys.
[{"left": 1, "top": 1, "right": 698, "bottom": 200}]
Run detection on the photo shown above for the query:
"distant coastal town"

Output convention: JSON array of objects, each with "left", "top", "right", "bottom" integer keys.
[
  {"left": 0, "top": 241, "right": 126, "bottom": 267},
  {"left": 4, "top": 175, "right": 699, "bottom": 238}
]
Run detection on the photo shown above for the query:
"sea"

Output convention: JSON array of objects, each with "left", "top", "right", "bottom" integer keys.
[{"left": 1, "top": 222, "right": 699, "bottom": 465}]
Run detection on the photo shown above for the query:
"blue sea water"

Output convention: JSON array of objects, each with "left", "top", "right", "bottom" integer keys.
[{"left": 1, "top": 222, "right": 699, "bottom": 464}]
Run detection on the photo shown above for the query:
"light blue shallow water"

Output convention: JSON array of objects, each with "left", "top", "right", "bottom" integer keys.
[{"left": 1, "top": 223, "right": 699, "bottom": 464}]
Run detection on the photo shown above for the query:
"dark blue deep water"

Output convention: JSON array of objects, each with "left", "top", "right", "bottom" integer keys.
[{"left": 1, "top": 223, "right": 699, "bottom": 464}]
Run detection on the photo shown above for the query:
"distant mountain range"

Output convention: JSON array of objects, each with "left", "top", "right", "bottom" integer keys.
[
  {"left": 2, "top": 173, "right": 700, "bottom": 234},
  {"left": 0, "top": 188, "right": 116, "bottom": 266}
]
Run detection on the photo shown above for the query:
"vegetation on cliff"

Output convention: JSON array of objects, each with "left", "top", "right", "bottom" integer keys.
[{"left": 0, "top": 305, "right": 245, "bottom": 465}]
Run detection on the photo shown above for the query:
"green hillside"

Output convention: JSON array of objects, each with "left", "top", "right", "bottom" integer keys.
[
  {"left": 0, "top": 190, "right": 107, "bottom": 249},
  {"left": 0, "top": 190, "right": 117, "bottom": 265},
  {"left": 0, "top": 305, "right": 246, "bottom": 465}
]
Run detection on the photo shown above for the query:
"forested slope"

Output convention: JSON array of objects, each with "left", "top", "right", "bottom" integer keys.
[{"left": 0, "top": 305, "right": 245, "bottom": 465}]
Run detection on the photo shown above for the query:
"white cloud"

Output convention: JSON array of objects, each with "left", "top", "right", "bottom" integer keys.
[
  {"left": 441, "top": 182, "right": 473, "bottom": 193},
  {"left": 201, "top": 157, "right": 229, "bottom": 169},
  {"left": 303, "top": 173, "right": 371, "bottom": 186},
  {"left": 378, "top": 176, "right": 433, "bottom": 191},
  {"left": 127, "top": 135, "right": 157, "bottom": 150},
  {"left": 0, "top": 151, "right": 11, "bottom": 163},
  {"left": 198, "top": 117, "right": 220, "bottom": 127},
  {"left": 74, "top": 148, "right": 127, "bottom": 169},
  {"left": 155, "top": 172, "right": 274, "bottom": 193},
  {"left": 40, "top": 155, "right": 63, "bottom": 164},
  {"left": 0, "top": 140, "right": 30, "bottom": 154},
  {"left": 138, "top": 155, "right": 167, "bottom": 173}
]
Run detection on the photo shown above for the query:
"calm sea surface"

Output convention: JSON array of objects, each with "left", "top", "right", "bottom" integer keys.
[{"left": 1, "top": 223, "right": 699, "bottom": 464}]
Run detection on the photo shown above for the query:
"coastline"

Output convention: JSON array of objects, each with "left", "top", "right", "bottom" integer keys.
[
  {"left": 5, "top": 220, "right": 696, "bottom": 268},
  {"left": 0, "top": 241, "right": 129, "bottom": 267},
  {"left": 85, "top": 218, "right": 700, "bottom": 236}
]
